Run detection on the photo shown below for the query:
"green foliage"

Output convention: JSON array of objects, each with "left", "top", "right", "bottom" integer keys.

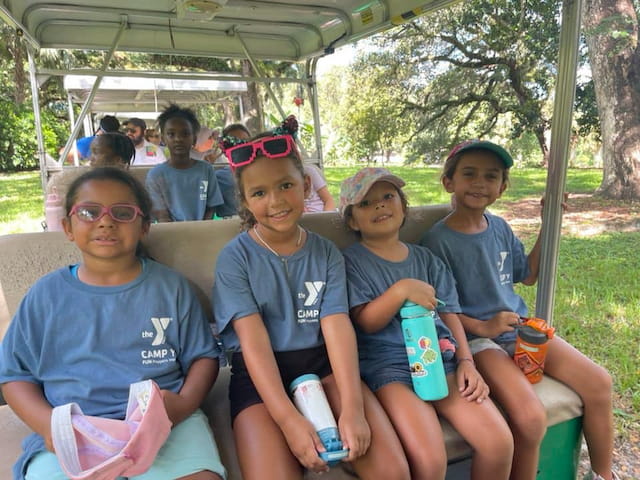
[
  {"left": 331, "top": 0, "right": 570, "bottom": 163},
  {"left": 0, "top": 101, "right": 65, "bottom": 171},
  {"left": 0, "top": 172, "right": 44, "bottom": 235},
  {"left": 517, "top": 232, "right": 640, "bottom": 413},
  {"left": 575, "top": 80, "right": 601, "bottom": 140}
]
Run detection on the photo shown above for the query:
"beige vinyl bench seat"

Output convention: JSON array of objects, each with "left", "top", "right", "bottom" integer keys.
[{"left": 0, "top": 207, "right": 584, "bottom": 479}]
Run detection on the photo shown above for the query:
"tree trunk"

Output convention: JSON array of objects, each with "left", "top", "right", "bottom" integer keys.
[
  {"left": 7, "top": 31, "right": 27, "bottom": 105},
  {"left": 583, "top": 0, "right": 640, "bottom": 199},
  {"left": 240, "top": 60, "right": 263, "bottom": 135}
]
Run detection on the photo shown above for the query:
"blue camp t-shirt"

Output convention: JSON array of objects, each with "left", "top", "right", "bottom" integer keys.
[
  {"left": 146, "top": 160, "right": 223, "bottom": 221},
  {"left": 420, "top": 213, "right": 530, "bottom": 343},
  {"left": 0, "top": 259, "right": 219, "bottom": 477},
  {"left": 212, "top": 230, "right": 349, "bottom": 353},
  {"left": 342, "top": 242, "right": 459, "bottom": 350}
]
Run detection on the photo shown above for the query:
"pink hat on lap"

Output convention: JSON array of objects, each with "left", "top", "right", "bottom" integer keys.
[{"left": 51, "top": 379, "right": 172, "bottom": 480}]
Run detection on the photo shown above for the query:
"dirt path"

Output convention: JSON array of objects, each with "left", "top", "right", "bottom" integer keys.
[
  {"left": 501, "top": 193, "right": 640, "bottom": 480},
  {"left": 499, "top": 193, "right": 640, "bottom": 238}
]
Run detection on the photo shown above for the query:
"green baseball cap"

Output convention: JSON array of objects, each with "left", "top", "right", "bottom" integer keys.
[{"left": 447, "top": 139, "right": 513, "bottom": 168}]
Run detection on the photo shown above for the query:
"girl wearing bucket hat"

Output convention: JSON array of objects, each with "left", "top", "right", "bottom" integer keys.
[{"left": 340, "top": 166, "right": 513, "bottom": 480}]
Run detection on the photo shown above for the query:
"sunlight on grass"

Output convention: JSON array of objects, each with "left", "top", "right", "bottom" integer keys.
[{"left": 0, "top": 172, "right": 44, "bottom": 234}]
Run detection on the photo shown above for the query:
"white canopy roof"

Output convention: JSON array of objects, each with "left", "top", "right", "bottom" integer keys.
[
  {"left": 1, "top": 1, "right": 460, "bottom": 62},
  {"left": 63, "top": 74, "right": 247, "bottom": 113}
]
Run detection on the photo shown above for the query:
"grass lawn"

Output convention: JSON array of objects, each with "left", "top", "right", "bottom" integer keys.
[
  {"left": 0, "top": 172, "right": 45, "bottom": 235},
  {"left": 0, "top": 167, "right": 638, "bottom": 428}
]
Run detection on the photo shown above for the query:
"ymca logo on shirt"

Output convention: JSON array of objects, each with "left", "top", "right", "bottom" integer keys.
[
  {"left": 497, "top": 251, "right": 512, "bottom": 285},
  {"left": 296, "top": 281, "right": 325, "bottom": 323},
  {"left": 140, "top": 317, "right": 177, "bottom": 365},
  {"left": 199, "top": 180, "right": 208, "bottom": 200}
]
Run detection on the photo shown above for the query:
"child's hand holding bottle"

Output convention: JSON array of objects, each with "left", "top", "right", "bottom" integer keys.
[
  {"left": 279, "top": 411, "right": 331, "bottom": 473},
  {"left": 482, "top": 311, "right": 520, "bottom": 338},
  {"left": 392, "top": 278, "right": 438, "bottom": 311},
  {"left": 337, "top": 404, "right": 371, "bottom": 462}
]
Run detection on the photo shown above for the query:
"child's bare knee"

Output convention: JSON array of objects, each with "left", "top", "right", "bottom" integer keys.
[
  {"left": 582, "top": 364, "right": 613, "bottom": 405},
  {"left": 407, "top": 453, "right": 446, "bottom": 480},
  {"left": 371, "top": 463, "right": 412, "bottom": 480},
  {"left": 510, "top": 402, "right": 547, "bottom": 444}
]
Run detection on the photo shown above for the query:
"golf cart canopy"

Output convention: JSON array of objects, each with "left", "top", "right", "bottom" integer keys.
[
  {"left": 63, "top": 74, "right": 247, "bottom": 115},
  {"left": 1, "top": 1, "right": 460, "bottom": 61}
]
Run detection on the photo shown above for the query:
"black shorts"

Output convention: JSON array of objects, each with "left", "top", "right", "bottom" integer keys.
[{"left": 229, "top": 344, "right": 333, "bottom": 422}]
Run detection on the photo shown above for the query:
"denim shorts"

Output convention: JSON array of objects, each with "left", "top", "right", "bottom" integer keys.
[
  {"left": 359, "top": 341, "right": 457, "bottom": 393},
  {"left": 229, "top": 344, "right": 332, "bottom": 421},
  {"left": 25, "top": 410, "right": 226, "bottom": 480},
  {"left": 468, "top": 337, "right": 516, "bottom": 358}
]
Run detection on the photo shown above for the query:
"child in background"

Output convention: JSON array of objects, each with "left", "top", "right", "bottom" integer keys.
[
  {"left": 0, "top": 167, "right": 225, "bottom": 480},
  {"left": 75, "top": 115, "right": 120, "bottom": 160},
  {"left": 212, "top": 118, "right": 409, "bottom": 480},
  {"left": 304, "top": 164, "right": 336, "bottom": 212},
  {"left": 191, "top": 127, "right": 220, "bottom": 163},
  {"left": 145, "top": 104, "right": 223, "bottom": 222},
  {"left": 214, "top": 123, "right": 252, "bottom": 218},
  {"left": 145, "top": 127, "right": 162, "bottom": 146},
  {"left": 89, "top": 132, "right": 135, "bottom": 168},
  {"left": 340, "top": 167, "right": 513, "bottom": 480},
  {"left": 421, "top": 140, "right": 616, "bottom": 480}
]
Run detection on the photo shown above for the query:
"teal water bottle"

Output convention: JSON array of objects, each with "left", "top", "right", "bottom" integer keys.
[{"left": 399, "top": 301, "right": 449, "bottom": 401}]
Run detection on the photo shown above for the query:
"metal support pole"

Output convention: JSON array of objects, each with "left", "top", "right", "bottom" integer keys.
[
  {"left": 235, "top": 31, "right": 288, "bottom": 120},
  {"left": 535, "top": 0, "right": 583, "bottom": 323},
  {"left": 27, "top": 49, "right": 48, "bottom": 192},
  {"left": 306, "top": 58, "right": 324, "bottom": 166},
  {"left": 234, "top": 31, "right": 311, "bottom": 157},
  {"left": 57, "top": 16, "right": 128, "bottom": 164},
  {"left": 66, "top": 92, "right": 79, "bottom": 166}
]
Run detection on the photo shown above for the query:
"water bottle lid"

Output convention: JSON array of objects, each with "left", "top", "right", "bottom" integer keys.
[
  {"left": 400, "top": 301, "right": 432, "bottom": 319},
  {"left": 517, "top": 325, "right": 548, "bottom": 344},
  {"left": 289, "top": 373, "right": 320, "bottom": 393}
]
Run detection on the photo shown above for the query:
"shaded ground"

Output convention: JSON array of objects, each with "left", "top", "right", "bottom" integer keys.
[{"left": 501, "top": 193, "right": 640, "bottom": 480}]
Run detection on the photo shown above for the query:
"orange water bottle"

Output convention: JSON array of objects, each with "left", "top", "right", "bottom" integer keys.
[{"left": 513, "top": 318, "right": 555, "bottom": 384}]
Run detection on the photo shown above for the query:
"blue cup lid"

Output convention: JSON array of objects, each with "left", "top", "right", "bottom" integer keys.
[{"left": 289, "top": 373, "right": 320, "bottom": 393}]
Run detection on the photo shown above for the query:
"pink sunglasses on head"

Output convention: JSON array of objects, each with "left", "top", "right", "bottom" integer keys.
[{"left": 224, "top": 135, "right": 297, "bottom": 171}]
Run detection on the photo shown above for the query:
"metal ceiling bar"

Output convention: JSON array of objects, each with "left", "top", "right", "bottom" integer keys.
[
  {"left": 57, "top": 16, "right": 128, "bottom": 165},
  {"left": 534, "top": 0, "right": 583, "bottom": 324},
  {"left": 38, "top": 68, "right": 306, "bottom": 85},
  {"left": 23, "top": 4, "right": 172, "bottom": 23},
  {"left": 231, "top": 0, "right": 352, "bottom": 36}
]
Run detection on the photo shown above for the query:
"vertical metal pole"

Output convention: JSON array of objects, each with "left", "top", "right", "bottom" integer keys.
[
  {"left": 307, "top": 58, "right": 324, "bottom": 166},
  {"left": 27, "top": 49, "right": 47, "bottom": 192},
  {"left": 66, "top": 92, "right": 79, "bottom": 166},
  {"left": 237, "top": 95, "right": 244, "bottom": 121},
  {"left": 535, "top": 0, "right": 583, "bottom": 323},
  {"left": 235, "top": 32, "right": 288, "bottom": 120}
]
